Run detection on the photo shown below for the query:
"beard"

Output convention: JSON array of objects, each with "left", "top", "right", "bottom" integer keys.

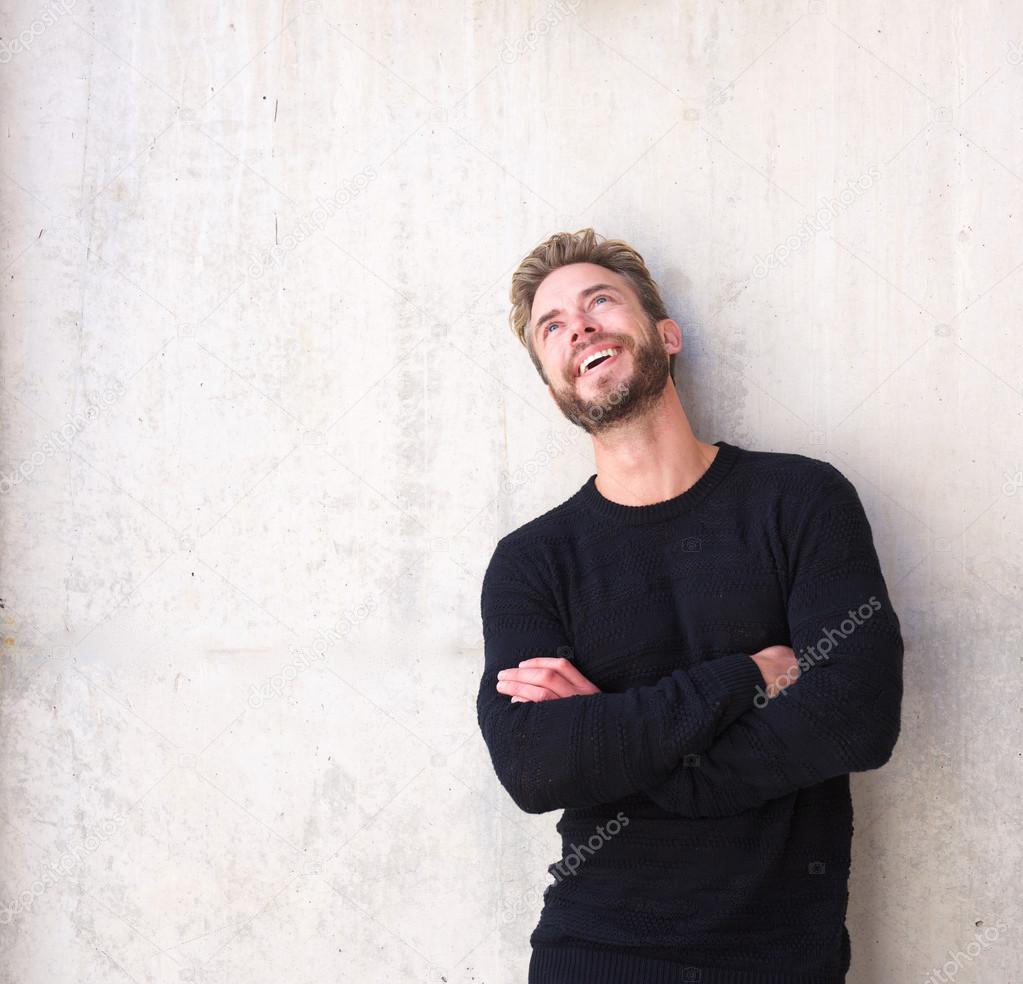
[{"left": 549, "top": 323, "right": 671, "bottom": 435}]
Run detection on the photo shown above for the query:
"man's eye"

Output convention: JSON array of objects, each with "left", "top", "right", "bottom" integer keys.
[{"left": 543, "top": 296, "right": 610, "bottom": 337}]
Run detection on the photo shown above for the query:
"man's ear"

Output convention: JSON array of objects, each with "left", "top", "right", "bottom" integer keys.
[{"left": 659, "top": 318, "right": 683, "bottom": 359}]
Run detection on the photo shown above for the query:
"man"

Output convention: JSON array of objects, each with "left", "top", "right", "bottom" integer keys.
[{"left": 476, "top": 228, "right": 904, "bottom": 983}]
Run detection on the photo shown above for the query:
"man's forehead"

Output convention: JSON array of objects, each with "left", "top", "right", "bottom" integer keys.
[{"left": 534, "top": 265, "right": 628, "bottom": 302}]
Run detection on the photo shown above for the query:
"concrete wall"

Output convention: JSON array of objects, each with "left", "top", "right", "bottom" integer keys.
[{"left": 2, "top": 1, "right": 1021, "bottom": 981}]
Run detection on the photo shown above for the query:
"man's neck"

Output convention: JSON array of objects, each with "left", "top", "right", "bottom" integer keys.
[{"left": 591, "top": 386, "right": 718, "bottom": 507}]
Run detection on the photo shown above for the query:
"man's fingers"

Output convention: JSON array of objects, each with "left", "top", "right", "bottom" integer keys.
[
  {"left": 495, "top": 657, "right": 602, "bottom": 703},
  {"left": 514, "top": 657, "right": 600, "bottom": 694},
  {"left": 496, "top": 679, "right": 559, "bottom": 701},
  {"left": 496, "top": 667, "right": 575, "bottom": 698}
]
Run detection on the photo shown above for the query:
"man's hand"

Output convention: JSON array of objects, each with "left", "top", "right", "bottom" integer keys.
[
  {"left": 497, "top": 646, "right": 800, "bottom": 704},
  {"left": 749, "top": 645, "right": 800, "bottom": 698},
  {"left": 495, "top": 657, "right": 602, "bottom": 703}
]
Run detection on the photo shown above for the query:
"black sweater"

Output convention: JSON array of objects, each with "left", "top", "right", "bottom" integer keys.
[{"left": 476, "top": 440, "right": 904, "bottom": 984}]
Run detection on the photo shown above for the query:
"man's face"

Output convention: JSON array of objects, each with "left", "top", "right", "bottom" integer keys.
[{"left": 529, "top": 263, "right": 675, "bottom": 434}]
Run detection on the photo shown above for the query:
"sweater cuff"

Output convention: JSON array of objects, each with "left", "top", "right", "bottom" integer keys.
[{"left": 699, "top": 652, "right": 766, "bottom": 724}]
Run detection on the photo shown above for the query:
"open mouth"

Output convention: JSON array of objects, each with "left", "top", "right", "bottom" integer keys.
[{"left": 578, "top": 346, "right": 622, "bottom": 377}]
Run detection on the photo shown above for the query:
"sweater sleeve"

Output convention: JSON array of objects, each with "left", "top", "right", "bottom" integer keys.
[
  {"left": 477, "top": 537, "right": 766, "bottom": 815},
  {"left": 639, "top": 465, "right": 905, "bottom": 818}
]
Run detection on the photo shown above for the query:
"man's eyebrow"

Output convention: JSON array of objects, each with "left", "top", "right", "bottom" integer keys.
[{"left": 532, "top": 283, "right": 622, "bottom": 342}]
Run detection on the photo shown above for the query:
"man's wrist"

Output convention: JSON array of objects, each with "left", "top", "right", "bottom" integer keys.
[{"left": 700, "top": 652, "right": 767, "bottom": 718}]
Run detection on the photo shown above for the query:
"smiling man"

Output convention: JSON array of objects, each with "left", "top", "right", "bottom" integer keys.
[{"left": 476, "top": 228, "right": 904, "bottom": 983}]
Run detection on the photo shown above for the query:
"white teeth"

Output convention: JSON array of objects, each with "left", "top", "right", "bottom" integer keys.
[{"left": 578, "top": 347, "right": 620, "bottom": 376}]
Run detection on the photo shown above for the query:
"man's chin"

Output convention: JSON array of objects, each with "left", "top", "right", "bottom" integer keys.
[{"left": 550, "top": 382, "right": 636, "bottom": 434}]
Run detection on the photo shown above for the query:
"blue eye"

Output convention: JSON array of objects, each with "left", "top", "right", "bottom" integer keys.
[{"left": 544, "top": 296, "right": 611, "bottom": 336}]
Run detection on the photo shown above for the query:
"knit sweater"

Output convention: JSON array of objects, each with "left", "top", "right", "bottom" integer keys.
[{"left": 476, "top": 440, "right": 904, "bottom": 984}]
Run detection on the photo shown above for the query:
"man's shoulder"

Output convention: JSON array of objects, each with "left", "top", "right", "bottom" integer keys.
[
  {"left": 733, "top": 443, "right": 854, "bottom": 499},
  {"left": 490, "top": 489, "right": 582, "bottom": 559},
  {"left": 483, "top": 478, "right": 591, "bottom": 582},
  {"left": 728, "top": 444, "right": 869, "bottom": 551}
]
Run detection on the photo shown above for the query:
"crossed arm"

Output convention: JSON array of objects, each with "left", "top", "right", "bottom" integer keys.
[
  {"left": 476, "top": 467, "right": 904, "bottom": 818},
  {"left": 477, "top": 542, "right": 766, "bottom": 814}
]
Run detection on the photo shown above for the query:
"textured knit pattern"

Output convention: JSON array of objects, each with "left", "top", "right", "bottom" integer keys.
[{"left": 476, "top": 440, "right": 904, "bottom": 984}]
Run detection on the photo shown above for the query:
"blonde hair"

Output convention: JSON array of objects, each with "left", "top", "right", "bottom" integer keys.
[{"left": 508, "top": 228, "right": 675, "bottom": 386}]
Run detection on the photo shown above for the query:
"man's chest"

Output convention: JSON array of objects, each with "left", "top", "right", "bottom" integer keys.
[{"left": 546, "top": 517, "right": 791, "bottom": 689}]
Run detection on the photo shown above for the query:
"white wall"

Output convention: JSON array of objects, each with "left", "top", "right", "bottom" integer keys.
[{"left": 1, "top": 1, "right": 1021, "bottom": 981}]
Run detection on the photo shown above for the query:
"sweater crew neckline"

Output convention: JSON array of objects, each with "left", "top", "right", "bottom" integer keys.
[{"left": 578, "top": 441, "right": 739, "bottom": 525}]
